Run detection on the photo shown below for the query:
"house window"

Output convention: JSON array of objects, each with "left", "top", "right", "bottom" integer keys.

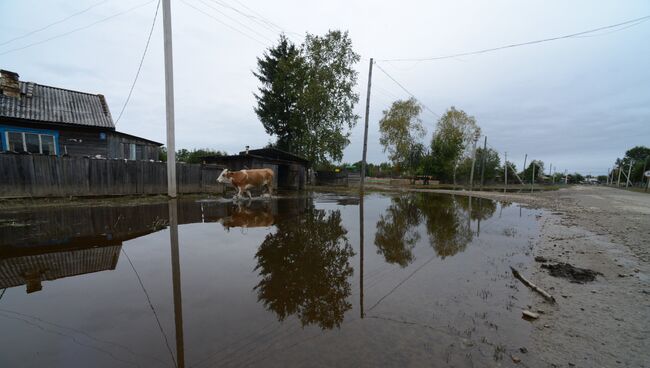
[
  {"left": 25, "top": 133, "right": 40, "bottom": 153},
  {"left": 129, "top": 143, "right": 136, "bottom": 160},
  {"left": 41, "top": 135, "right": 56, "bottom": 155},
  {"left": 7, "top": 132, "right": 24, "bottom": 152},
  {"left": 3, "top": 131, "right": 57, "bottom": 155}
]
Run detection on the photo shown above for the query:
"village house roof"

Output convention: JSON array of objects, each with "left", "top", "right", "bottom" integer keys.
[{"left": 0, "top": 79, "right": 115, "bottom": 129}]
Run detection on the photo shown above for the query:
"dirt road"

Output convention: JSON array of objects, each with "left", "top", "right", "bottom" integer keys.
[{"left": 415, "top": 185, "right": 650, "bottom": 367}]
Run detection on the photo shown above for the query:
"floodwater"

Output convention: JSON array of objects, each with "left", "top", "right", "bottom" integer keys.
[{"left": 0, "top": 192, "right": 545, "bottom": 367}]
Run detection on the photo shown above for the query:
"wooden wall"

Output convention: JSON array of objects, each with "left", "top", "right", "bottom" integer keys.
[{"left": 0, "top": 153, "right": 225, "bottom": 198}]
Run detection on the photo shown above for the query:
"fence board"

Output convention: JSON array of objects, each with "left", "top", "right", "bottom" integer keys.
[{"left": 0, "top": 154, "right": 224, "bottom": 198}]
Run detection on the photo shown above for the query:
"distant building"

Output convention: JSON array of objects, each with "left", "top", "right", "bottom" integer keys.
[
  {"left": 203, "top": 147, "right": 309, "bottom": 190},
  {"left": 0, "top": 69, "right": 161, "bottom": 160}
]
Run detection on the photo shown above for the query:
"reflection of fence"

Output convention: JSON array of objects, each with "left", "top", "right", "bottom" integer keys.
[{"left": 0, "top": 153, "right": 225, "bottom": 198}]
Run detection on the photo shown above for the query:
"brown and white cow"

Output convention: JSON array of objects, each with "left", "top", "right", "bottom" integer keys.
[{"left": 217, "top": 168, "right": 274, "bottom": 199}]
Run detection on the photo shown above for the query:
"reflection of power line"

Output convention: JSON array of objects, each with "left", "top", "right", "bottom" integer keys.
[
  {"left": 0, "top": 311, "right": 140, "bottom": 367},
  {"left": 367, "top": 253, "right": 437, "bottom": 313},
  {"left": 0, "top": 308, "right": 169, "bottom": 366},
  {"left": 121, "top": 248, "right": 177, "bottom": 367}
]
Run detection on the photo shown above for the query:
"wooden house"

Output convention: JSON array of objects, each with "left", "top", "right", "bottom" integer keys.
[{"left": 0, "top": 69, "right": 161, "bottom": 160}]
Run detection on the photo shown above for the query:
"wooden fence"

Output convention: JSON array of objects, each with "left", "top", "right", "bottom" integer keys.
[{"left": 0, "top": 153, "right": 225, "bottom": 198}]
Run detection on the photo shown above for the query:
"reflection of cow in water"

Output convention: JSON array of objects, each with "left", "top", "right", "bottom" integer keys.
[
  {"left": 219, "top": 203, "right": 275, "bottom": 229},
  {"left": 217, "top": 168, "right": 274, "bottom": 200}
]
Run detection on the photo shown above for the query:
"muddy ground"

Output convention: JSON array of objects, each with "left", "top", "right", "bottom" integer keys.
[{"left": 412, "top": 185, "right": 650, "bottom": 368}]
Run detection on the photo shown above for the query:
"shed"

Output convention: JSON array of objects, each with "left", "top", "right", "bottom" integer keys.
[
  {"left": 0, "top": 69, "right": 162, "bottom": 160},
  {"left": 203, "top": 147, "right": 309, "bottom": 190}
]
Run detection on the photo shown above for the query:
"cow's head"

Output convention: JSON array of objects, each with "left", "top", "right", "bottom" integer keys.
[{"left": 217, "top": 169, "right": 232, "bottom": 184}]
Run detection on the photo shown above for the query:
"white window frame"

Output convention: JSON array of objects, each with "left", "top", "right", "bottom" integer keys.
[{"left": 4, "top": 131, "right": 57, "bottom": 155}]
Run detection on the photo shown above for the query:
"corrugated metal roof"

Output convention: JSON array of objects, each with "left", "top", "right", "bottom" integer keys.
[{"left": 0, "top": 81, "right": 115, "bottom": 129}]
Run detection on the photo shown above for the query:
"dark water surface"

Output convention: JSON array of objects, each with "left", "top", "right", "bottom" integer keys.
[{"left": 0, "top": 192, "right": 544, "bottom": 367}]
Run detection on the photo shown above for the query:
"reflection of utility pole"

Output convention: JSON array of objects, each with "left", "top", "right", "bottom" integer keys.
[
  {"left": 359, "top": 192, "right": 365, "bottom": 319},
  {"left": 169, "top": 199, "right": 185, "bottom": 367},
  {"left": 477, "top": 198, "right": 482, "bottom": 237}
]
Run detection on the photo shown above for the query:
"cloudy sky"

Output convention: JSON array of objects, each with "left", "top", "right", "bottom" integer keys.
[{"left": 2, "top": 0, "right": 649, "bottom": 175}]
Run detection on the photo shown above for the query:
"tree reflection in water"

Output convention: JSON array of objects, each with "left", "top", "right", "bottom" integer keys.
[
  {"left": 254, "top": 207, "right": 354, "bottom": 330},
  {"left": 374, "top": 194, "right": 498, "bottom": 264},
  {"left": 374, "top": 196, "right": 421, "bottom": 267}
]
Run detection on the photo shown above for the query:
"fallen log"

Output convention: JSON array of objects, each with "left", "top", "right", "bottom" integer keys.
[{"left": 510, "top": 266, "right": 556, "bottom": 303}]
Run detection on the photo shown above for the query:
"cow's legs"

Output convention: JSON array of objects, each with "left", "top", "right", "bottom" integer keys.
[
  {"left": 246, "top": 188, "right": 253, "bottom": 199},
  {"left": 235, "top": 186, "right": 243, "bottom": 200}
]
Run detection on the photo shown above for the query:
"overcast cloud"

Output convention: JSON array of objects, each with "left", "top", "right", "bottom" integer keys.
[{"left": 2, "top": 0, "right": 649, "bottom": 175}]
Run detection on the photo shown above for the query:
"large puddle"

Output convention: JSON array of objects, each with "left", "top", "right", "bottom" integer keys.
[{"left": 0, "top": 192, "right": 545, "bottom": 367}]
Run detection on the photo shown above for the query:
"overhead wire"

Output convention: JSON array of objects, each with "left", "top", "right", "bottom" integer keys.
[
  {"left": 377, "top": 14, "right": 650, "bottom": 62},
  {"left": 198, "top": 0, "right": 275, "bottom": 43},
  {"left": 0, "top": 0, "right": 156, "bottom": 56},
  {"left": 374, "top": 62, "right": 441, "bottom": 120},
  {"left": 115, "top": 0, "right": 161, "bottom": 124},
  {"left": 180, "top": 0, "right": 268, "bottom": 46},
  {"left": 0, "top": 0, "right": 109, "bottom": 47}
]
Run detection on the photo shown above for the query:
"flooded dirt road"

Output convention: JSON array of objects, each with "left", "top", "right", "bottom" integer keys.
[
  {"left": 407, "top": 186, "right": 650, "bottom": 368},
  {"left": 0, "top": 192, "right": 550, "bottom": 367}
]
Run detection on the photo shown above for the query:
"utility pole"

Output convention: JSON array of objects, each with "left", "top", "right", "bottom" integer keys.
[
  {"left": 360, "top": 58, "right": 373, "bottom": 190},
  {"left": 162, "top": 0, "right": 177, "bottom": 197},
  {"left": 479, "top": 136, "right": 487, "bottom": 190},
  {"left": 531, "top": 162, "right": 535, "bottom": 193},
  {"left": 504, "top": 152, "right": 508, "bottom": 193},
  {"left": 617, "top": 165, "right": 622, "bottom": 187},
  {"left": 565, "top": 170, "right": 568, "bottom": 185},
  {"left": 468, "top": 138, "right": 478, "bottom": 191},
  {"left": 522, "top": 154, "right": 527, "bottom": 184},
  {"left": 625, "top": 160, "right": 634, "bottom": 188}
]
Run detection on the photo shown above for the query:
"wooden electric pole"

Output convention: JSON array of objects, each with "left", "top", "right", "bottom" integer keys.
[
  {"left": 162, "top": 0, "right": 177, "bottom": 197},
  {"left": 479, "top": 136, "right": 487, "bottom": 190},
  {"left": 468, "top": 138, "right": 478, "bottom": 191},
  {"left": 504, "top": 152, "right": 508, "bottom": 193},
  {"left": 360, "top": 58, "right": 373, "bottom": 190}
]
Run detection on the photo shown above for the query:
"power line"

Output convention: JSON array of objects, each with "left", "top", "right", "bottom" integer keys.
[
  {"left": 0, "top": 0, "right": 109, "bottom": 47},
  {"left": 180, "top": 0, "right": 268, "bottom": 46},
  {"left": 115, "top": 0, "right": 161, "bottom": 124},
  {"left": 0, "top": 0, "right": 156, "bottom": 56},
  {"left": 378, "top": 15, "right": 650, "bottom": 62},
  {"left": 213, "top": 0, "right": 299, "bottom": 39},
  {"left": 374, "top": 62, "right": 441, "bottom": 119},
  {"left": 230, "top": 0, "right": 300, "bottom": 37},
  {"left": 198, "top": 0, "right": 275, "bottom": 43}
]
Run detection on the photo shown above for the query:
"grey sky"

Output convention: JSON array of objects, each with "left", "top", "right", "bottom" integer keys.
[{"left": 2, "top": 0, "right": 649, "bottom": 175}]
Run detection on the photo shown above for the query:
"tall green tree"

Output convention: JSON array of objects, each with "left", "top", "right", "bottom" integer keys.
[
  {"left": 378, "top": 98, "right": 426, "bottom": 174},
  {"left": 254, "top": 35, "right": 306, "bottom": 150},
  {"left": 253, "top": 31, "right": 360, "bottom": 167},
  {"left": 427, "top": 107, "right": 480, "bottom": 183}
]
